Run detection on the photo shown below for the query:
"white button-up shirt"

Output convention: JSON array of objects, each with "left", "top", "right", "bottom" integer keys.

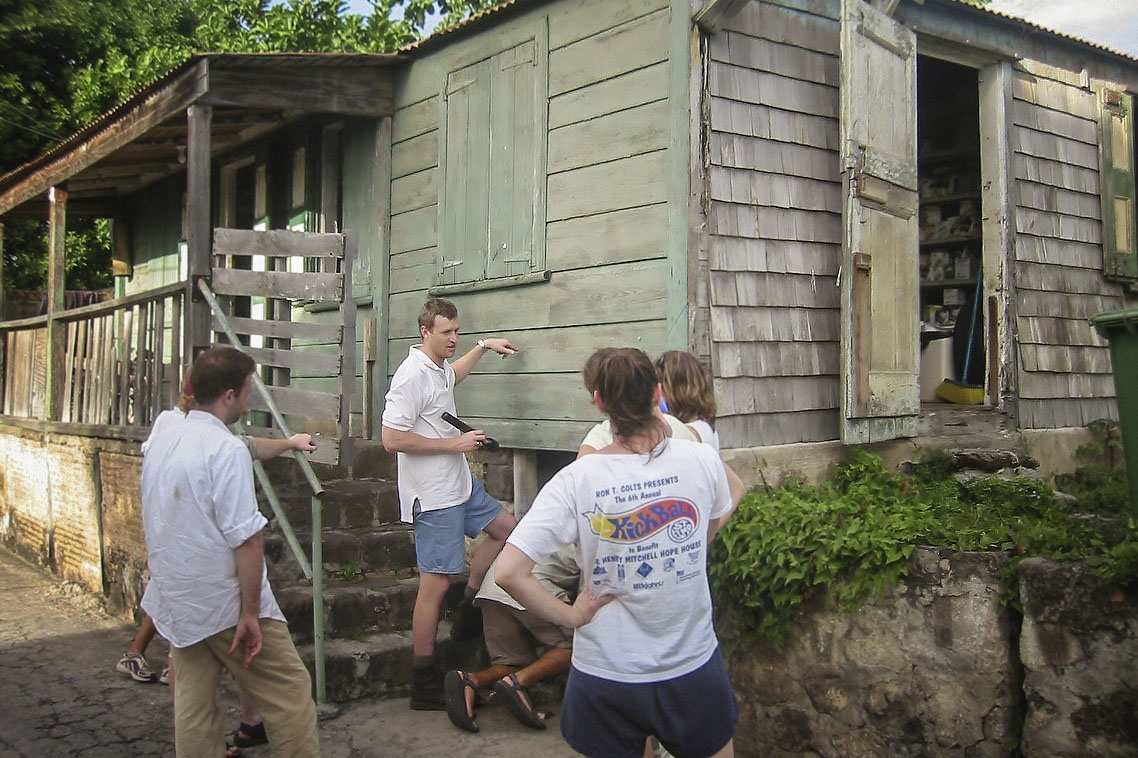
[
  {"left": 381, "top": 345, "right": 473, "bottom": 522},
  {"left": 140, "top": 410, "right": 283, "bottom": 648}
]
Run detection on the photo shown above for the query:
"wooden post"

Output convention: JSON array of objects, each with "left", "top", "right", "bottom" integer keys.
[
  {"left": 0, "top": 221, "right": 6, "bottom": 320},
  {"left": 45, "top": 186, "right": 68, "bottom": 421},
  {"left": 512, "top": 450, "right": 539, "bottom": 519},
  {"left": 185, "top": 104, "right": 213, "bottom": 360}
]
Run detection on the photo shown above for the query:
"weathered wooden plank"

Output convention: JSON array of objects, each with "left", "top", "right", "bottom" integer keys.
[
  {"left": 711, "top": 236, "right": 840, "bottom": 275},
  {"left": 715, "top": 338, "right": 840, "bottom": 378},
  {"left": 386, "top": 321, "right": 670, "bottom": 376},
  {"left": 388, "top": 246, "right": 437, "bottom": 294},
  {"left": 1015, "top": 315, "right": 1105, "bottom": 347},
  {"left": 710, "top": 203, "right": 841, "bottom": 243},
  {"left": 1014, "top": 208, "right": 1101, "bottom": 244},
  {"left": 709, "top": 304, "right": 841, "bottom": 342},
  {"left": 212, "top": 229, "right": 344, "bottom": 259},
  {"left": 1014, "top": 235, "right": 1104, "bottom": 269},
  {"left": 391, "top": 130, "right": 438, "bottom": 179},
  {"left": 716, "top": 374, "right": 839, "bottom": 413},
  {"left": 1016, "top": 180, "right": 1101, "bottom": 220},
  {"left": 548, "top": 61, "right": 668, "bottom": 129},
  {"left": 1019, "top": 344, "right": 1113, "bottom": 374},
  {"left": 720, "top": 270, "right": 841, "bottom": 308},
  {"left": 390, "top": 204, "right": 438, "bottom": 255},
  {"left": 548, "top": 0, "right": 669, "bottom": 50},
  {"left": 711, "top": 132, "right": 840, "bottom": 182},
  {"left": 710, "top": 98, "right": 837, "bottom": 150},
  {"left": 1011, "top": 98, "right": 1097, "bottom": 146},
  {"left": 547, "top": 149, "right": 669, "bottom": 221},
  {"left": 213, "top": 314, "right": 341, "bottom": 342},
  {"left": 203, "top": 65, "right": 393, "bottom": 117},
  {"left": 1015, "top": 60, "right": 1090, "bottom": 91},
  {"left": 245, "top": 384, "right": 341, "bottom": 418},
  {"left": 391, "top": 168, "right": 438, "bottom": 215},
  {"left": 211, "top": 269, "right": 342, "bottom": 301},
  {"left": 1017, "top": 371, "right": 1115, "bottom": 400},
  {"left": 712, "top": 31, "right": 839, "bottom": 87},
  {"left": 387, "top": 259, "right": 669, "bottom": 337},
  {"left": 1011, "top": 73, "right": 1097, "bottom": 121},
  {"left": 240, "top": 344, "right": 340, "bottom": 374},
  {"left": 717, "top": 407, "right": 839, "bottom": 447},
  {"left": 454, "top": 373, "right": 597, "bottom": 421},
  {"left": 549, "top": 9, "right": 670, "bottom": 97},
  {"left": 1012, "top": 154, "right": 1099, "bottom": 195},
  {"left": 1013, "top": 126, "right": 1100, "bottom": 171},
  {"left": 1015, "top": 260, "right": 1119, "bottom": 296},
  {"left": 1017, "top": 398, "right": 1118, "bottom": 430},
  {"left": 710, "top": 61, "right": 838, "bottom": 118},
  {"left": 710, "top": 166, "right": 841, "bottom": 210},
  {"left": 729, "top": 0, "right": 839, "bottom": 55},
  {"left": 548, "top": 99, "right": 670, "bottom": 173},
  {"left": 392, "top": 95, "right": 439, "bottom": 143},
  {"left": 1015, "top": 289, "right": 1121, "bottom": 320},
  {"left": 455, "top": 417, "right": 595, "bottom": 452},
  {"left": 546, "top": 203, "right": 669, "bottom": 271}
]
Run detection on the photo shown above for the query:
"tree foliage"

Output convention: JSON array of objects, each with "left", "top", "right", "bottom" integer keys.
[{"left": 0, "top": 0, "right": 494, "bottom": 292}]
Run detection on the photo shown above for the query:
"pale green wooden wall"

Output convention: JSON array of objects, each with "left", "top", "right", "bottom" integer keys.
[
  {"left": 387, "top": 0, "right": 682, "bottom": 450},
  {"left": 122, "top": 175, "right": 185, "bottom": 294}
]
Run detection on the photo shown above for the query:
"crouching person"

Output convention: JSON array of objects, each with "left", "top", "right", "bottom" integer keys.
[{"left": 141, "top": 346, "right": 320, "bottom": 757}]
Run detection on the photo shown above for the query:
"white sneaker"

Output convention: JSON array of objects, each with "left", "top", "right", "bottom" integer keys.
[{"left": 116, "top": 652, "right": 157, "bottom": 682}]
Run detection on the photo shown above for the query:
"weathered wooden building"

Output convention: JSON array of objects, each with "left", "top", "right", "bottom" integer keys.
[{"left": 1, "top": 0, "right": 1137, "bottom": 485}]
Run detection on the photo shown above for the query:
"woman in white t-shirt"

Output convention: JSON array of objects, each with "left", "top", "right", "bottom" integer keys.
[
  {"left": 496, "top": 348, "right": 738, "bottom": 758},
  {"left": 655, "top": 350, "right": 720, "bottom": 453}
]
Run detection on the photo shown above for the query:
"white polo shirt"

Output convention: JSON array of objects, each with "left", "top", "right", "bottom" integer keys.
[
  {"left": 140, "top": 410, "right": 284, "bottom": 648},
  {"left": 382, "top": 345, "right": 473, "bottom": 522}
]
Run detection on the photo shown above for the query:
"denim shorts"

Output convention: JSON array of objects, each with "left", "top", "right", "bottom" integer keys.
[
  {"left": 412, "top": 476, "right": 503, "bottom": 574},
  {"left": 561, "top": 648, "right": 738, "bottom": 758}
]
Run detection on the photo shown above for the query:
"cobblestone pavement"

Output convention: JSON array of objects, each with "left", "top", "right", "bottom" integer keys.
[{"left": 0, "top": 549, "right": 582, "bottom": 757}]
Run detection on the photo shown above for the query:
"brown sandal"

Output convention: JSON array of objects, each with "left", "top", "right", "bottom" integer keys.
[
  {"left": 493, "top": 673, "right": 546, "bottom": 730},
  {"left": 444, "top": 670, "right": 479, "bottom": 733}
]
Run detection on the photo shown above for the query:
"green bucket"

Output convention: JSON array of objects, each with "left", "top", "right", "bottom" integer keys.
[{"left": 1090, "top": 307, "right": 1138, "bottom": 519}]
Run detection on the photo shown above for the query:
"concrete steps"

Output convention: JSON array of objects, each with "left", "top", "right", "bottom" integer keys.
[{"left": 257, "top": 466, "right": 500, "bottom": 704}]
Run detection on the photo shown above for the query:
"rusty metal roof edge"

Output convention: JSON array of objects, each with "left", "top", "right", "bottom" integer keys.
[
  {"left": 397, "top": 0, "right": 545, "bottom": 55},
  {"left": 0, "top": 52, "right": 401, "bottom": 200}
]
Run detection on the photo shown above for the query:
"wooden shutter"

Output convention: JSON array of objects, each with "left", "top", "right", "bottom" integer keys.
[
  {"left": 487, "top": 40, "right": 539, "bottom": 280},
  {"left": 1099, "top": 88, "right": 1136, "bottom": 281},
  {"left": 838, "top": 0, "right": 920, "bottom": 443},
  {"left": 442, "top": 59, "right": 492, "bottom": 285}
]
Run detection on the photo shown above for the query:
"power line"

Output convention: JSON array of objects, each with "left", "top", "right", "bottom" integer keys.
[{"left": 0, "top": 113, "right": 63, "bottom": 144}]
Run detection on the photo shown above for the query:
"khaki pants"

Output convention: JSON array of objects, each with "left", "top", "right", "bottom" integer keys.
[{"left": 172, "top": 620, "right": 319, "bottom": 758}]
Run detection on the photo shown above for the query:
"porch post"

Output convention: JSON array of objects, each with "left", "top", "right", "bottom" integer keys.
[
  {"left": 0, "top": 221, "right": 6, "bottom": 320},
  {"left": 45, "top": 186, "right": 68, "bottom": 421},
  {"left": 184, "top": 103, "right": 213, "bottom": 361}
]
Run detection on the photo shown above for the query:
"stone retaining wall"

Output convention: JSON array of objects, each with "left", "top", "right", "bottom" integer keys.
[{"left": 723, "top": 548, "right": 1137, "bottom": 757}]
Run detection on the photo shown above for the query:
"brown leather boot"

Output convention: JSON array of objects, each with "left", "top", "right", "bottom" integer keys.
[{"left": 410, "top": 656, "right": 446, "bottom": 711}]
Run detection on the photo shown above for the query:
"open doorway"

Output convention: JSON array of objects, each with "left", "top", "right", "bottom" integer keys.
[{"left": 917, "top": 56, "right": 985, "bottom": 405}]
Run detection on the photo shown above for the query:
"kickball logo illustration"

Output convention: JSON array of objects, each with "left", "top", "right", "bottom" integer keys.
[{"left": 586, "top": 499, "right": 699, "bottom": 544}]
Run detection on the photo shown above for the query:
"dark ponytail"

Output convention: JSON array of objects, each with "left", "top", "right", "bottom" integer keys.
[{"left": 590, "top": 348, "right": 661, "bottom": 442}]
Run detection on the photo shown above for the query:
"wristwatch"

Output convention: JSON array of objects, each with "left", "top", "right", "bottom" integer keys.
[{"left": 477, "top": 339, "right": 487, "bottom": 350}]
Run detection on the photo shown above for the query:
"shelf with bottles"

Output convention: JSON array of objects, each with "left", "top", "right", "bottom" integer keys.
[
  {"left": 920, "top": 248, "right": 978, "bottom": 287},
  {"left": 919, "top": 193, "right": 980, "bottom": 244}
]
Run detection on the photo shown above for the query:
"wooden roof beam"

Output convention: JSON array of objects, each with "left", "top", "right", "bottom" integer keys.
[
  {"left": 201, "top": 65, "right": 393, "bottom": 117},
  {"left": 693, "top": 0, "right": 753, "bottom": 35}
]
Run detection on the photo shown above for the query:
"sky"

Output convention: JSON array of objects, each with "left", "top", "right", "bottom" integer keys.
[
  {"left": 345, "top": 1, "right": 1138, "bottom": 60},
  {"left": 987, "top": 0, "right": 1138, "bottom": 59}
]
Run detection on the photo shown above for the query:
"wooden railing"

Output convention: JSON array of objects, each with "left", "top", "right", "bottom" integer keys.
[{"left": 0, "top": 282, "right": 184, "bottom": 426}]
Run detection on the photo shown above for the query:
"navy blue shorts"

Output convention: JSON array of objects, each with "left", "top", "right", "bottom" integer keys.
[{"left": 561, "top": 648, "right": 738, "bottom": 758}]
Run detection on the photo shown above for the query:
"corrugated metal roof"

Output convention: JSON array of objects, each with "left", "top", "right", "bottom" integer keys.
[
  {"left": 399, "top": 0, "right": 1137, "bottom": 65},
  {"left": 0, "top": 52, "right": 399, "bottom": 194},
  {"left": 398, "top": 0, "right": 544, "bottom": 54},
  {"left": 943, "top": 0, "right": 1138, "bottom": 64}
]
